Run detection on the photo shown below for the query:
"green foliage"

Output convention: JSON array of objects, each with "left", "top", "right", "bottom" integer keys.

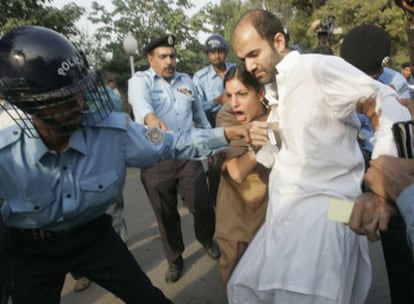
[
  {"left": 309, "top": 0, "right": 408, "bottom": 68},
  {"left": 86, "top": 0, "right": 414, "bottom": 90},
  {"left": 191, "top": 0, "right": 248, "bottom": 64},
  {"left": 87, "top": 0, "right": 204, "bottom": 89},
  {"left": 0, "top": 0, "right": 84, "bottom": 36},
  {"left": 3, "top": 0, "right": 413, "bottom": 100}
]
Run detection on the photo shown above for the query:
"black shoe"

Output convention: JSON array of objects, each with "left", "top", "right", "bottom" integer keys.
[
  {"left": 165, "top": 258, "right": 183, "bottom": 284},
  {"left": 204, "top": 240, "right": 221, "bottom": 260}
]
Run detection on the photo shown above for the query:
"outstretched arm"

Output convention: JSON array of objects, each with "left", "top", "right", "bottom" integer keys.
[{"left": 365, "top": 155, "right": 414, "bottom": 201}]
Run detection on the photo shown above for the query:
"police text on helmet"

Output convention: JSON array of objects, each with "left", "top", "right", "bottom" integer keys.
[{"left": 57, "top": 56, "right": 84, "bottom": 76}]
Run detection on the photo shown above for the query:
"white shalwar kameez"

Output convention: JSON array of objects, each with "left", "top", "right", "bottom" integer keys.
[{"left": 227, "top": 51, "right": 411, "bottom": 304}]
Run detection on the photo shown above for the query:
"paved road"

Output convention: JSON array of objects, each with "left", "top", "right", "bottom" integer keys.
[{"left": 60, "top": 168, "right": 390, "bottom": 304}]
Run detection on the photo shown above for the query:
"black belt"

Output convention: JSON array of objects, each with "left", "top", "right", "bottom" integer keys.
[
  {"left": 11, "top": 228, "right": 71, "bottom": 241},
  {"left": 10, "top": 215, "right": 109, "bottom": 241}
]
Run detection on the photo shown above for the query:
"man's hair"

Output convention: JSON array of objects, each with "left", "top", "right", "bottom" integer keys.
[
  {"left": 234, "top": 9, "right": 288, "bottom": 47},
  {"left": 340, "top": 24, "right": 391, "bottom": 75}
]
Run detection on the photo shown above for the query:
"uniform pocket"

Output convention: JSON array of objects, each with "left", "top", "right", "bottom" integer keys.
[
  {"left": 79, "top": 171, "right": 119, "bottom": 207},
  {"left": 2, "top": 191, "right": 55, "bottom": 226}
]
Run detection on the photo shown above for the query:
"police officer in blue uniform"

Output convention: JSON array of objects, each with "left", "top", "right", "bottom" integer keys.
[
  {"left": 193, "top": 34, "right": 235, "bottom": 127},
  {"left": 0, "top": 26, "right": 248, "bottom": 303},
  {"left": 128, "top": 34, "right": 222, "bottom": 284},
  {"left": 193, "top": 34, "right": 235, "bottom": 207}
]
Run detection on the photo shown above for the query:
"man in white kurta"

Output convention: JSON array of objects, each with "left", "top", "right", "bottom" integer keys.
[{"left": 228, "top": 9, "right": 411, "bottom": 304}]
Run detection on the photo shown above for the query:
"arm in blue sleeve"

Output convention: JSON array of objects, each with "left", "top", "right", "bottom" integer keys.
[
  {"left": 105, "top": 86, "right": 122, "bottom": 112},
  {"left": 128, "top": 73, "right": 154, "bottom": 124},
  {"left": 170, "top": 127, "right": 227, "bottom": 158},
  {"left": 396, "top": 183, "right": 414, "bottom": 258},
  {"left": 193, "top": 74, "right": 215, "bottom": 112},
  {"left": 191, "top": 83, "right": 211, "bottom": 129},
  {"left": 125, "top": 121, "right": 227, "bottom": 168}
]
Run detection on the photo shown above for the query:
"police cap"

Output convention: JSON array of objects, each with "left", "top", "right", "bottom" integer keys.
[{"left": 144, "top": 34, "right": 176, "bottom": 54}]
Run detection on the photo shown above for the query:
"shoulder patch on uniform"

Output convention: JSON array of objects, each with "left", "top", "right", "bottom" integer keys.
[{"left": 145, "top": 127, "right": 165, "bottom": 145}]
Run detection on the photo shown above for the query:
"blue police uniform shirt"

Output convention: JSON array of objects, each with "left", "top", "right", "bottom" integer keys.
[
  {"left": 405, "top": 75, "right": 414, "bottom": 102},
  {"left": 358, "top": 67, "right": 410, "bottom": 153},
  {"left": 357, "top": 113, "right": 375, "bottom": 152},
  {"left": 378, "top": 67, "right": 410, "bottom": 99},
  {"left": 105, "top": 86, "right": 123, "bottom": 112},
  {"left": 128, "top": 67, "right": 211, "bottom": 131},
  {"left": 0, "top": 112, "right": 228, "bottom": 231},
  {"left": 397, "top": 183, "right": 414, "bottom": 255},
  {"left": 193, "top": 62, "right": 235, "bottom": 113}
]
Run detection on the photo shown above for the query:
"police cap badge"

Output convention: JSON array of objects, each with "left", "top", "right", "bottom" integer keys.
[{"left": 144, "top": 34, "right": 176, "bottom": 54}]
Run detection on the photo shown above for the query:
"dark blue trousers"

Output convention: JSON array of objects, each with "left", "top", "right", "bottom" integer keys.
[
  {"left": 141, "top": 160, "right": 215, "bottom": 266},
  {"left": 0, "top": 223, "right": 11, "bottom": 304},
  {"left": 9, "top": 215, "right": 172, "bottom": 304}
]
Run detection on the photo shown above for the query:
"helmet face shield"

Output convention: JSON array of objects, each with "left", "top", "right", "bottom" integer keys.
[
  {"left": 1, "top": 72, "right": 113, "bottom": 138},
  {"left": 0, "top": 26, "right": 113, "bottom": 138},
  {"left": 206, "top": 47, "right": 227, "bottom": 54}
]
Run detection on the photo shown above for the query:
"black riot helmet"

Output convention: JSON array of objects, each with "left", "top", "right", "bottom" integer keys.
[{"left": 0, "top": 26, "right": 113, "bottom": 137}]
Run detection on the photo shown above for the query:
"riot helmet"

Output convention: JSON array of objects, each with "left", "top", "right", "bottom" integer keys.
[
  {"left": 204, "top": 34, "right": 228, "bottom": 54},
  {"left": 0, "top": 26, "right": 113, "bottom": 138}
]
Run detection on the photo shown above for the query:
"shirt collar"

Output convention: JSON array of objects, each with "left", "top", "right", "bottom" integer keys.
[
  {"left": 29, "top": 128, "right": 88, "bottom": 164},
  {"left": 67, "top": 129, "right": 87, "bottom": 155},
  {"left": 275, "top": 50, "right": 300, "bottom": 74},
  {"left": 27, "top": 136, "right": 49, "bottom": 164},
  {"left": 207, "top": 62, "right": 232, "bottom": 80},
  {"left": 149, "top": 67, "right": 179, "bottom": 82}
]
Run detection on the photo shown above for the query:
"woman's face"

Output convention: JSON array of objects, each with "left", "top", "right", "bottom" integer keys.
[{"left": 225, "top": 78, "right": 265, "bottom": 124}]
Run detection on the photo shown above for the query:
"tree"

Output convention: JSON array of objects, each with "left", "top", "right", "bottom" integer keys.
[
  {"left": 191, "top": 0, "right": 248, "bottom": 63},
  {"left": 87, "top": 0, "right": 207, "bottom": 93},
  {"left": 84, "top": 0, "right": 412, "bottom": 91},
  {"left": 0, "top": 0, "right": 84, "bottom": 36},
  {"left": 310, "top": 0, "right": 407, "bottom": 67},
  {"left": 243, "top": 0, "right": 408, "bottom": 67},
  {"left": 88, "top": 0, "right": 199, "bottom": 68}
]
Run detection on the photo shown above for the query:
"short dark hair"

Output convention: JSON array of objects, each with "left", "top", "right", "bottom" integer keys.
[
  {"left": 340, "top": 24, "right": 391, "bottom": 75},
  {"left": 402, "top": 61, "right": 411, "bottom": 69},
  {"left": 234, "top": 9, "right": 288, "bottom": 48}
]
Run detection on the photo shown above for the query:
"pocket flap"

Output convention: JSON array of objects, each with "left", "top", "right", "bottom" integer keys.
[
  {"left": 6, "top": 191, "right": 55, "bottom": 213},
  {"left": 79, "top": 171, "right": 118, "bottom": 192}
]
